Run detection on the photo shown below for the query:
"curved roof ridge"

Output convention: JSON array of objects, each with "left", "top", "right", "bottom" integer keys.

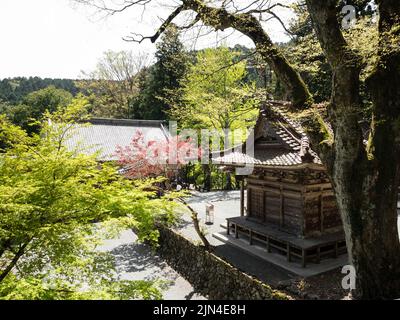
[{"left": 262, "top": 101, "right": 320, "bottom": 164}]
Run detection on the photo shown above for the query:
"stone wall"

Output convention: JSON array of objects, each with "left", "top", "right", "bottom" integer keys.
[{"left": 156, "top": 226, "right": 289, "bottom": 300}]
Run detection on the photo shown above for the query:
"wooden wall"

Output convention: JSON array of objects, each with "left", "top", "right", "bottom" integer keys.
[
  {"left": 303, "top": 184, "right": 342, "bottom": 237},
  {"left": 246, "top": 167, "right": 343, "bottom": 238}
]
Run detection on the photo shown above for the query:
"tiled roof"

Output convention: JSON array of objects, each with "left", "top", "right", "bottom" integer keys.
[
  {"left": 63, "top": 118, "right": 169, "bottom": 161},
  {"left": 212, "top": 101, "right": 323, "bottom": 168}
]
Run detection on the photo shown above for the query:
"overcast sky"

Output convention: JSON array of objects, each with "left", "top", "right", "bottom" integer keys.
[{"left": 0, "top": 0, "right": 293, "bottom": 80}]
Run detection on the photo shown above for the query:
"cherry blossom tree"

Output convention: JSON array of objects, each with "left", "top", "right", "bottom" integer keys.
[
  {"left": 116, "top": 130, "right": 211, "bottom": 249},
  {"left": 115, "top": 130, "right": 201, "bottom": 180}
]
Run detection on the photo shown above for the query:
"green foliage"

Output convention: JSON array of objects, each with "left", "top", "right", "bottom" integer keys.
[
  {"left": 170, "top": 46, "right": 259, "bottom": 134},
  {"left": 0, "top": 86, "right": 73, "bottom": 134},
  {"left": 283, "top": 34, "right": 332, "bottom": 103},
  {"left": 0, "top": 100, "right": 179, "bottom": 300},
  {"left": 0, "top": 274, "right": 164, "bottom": 300},
  {"left": 233, "top": 45, "right": 278, "bottom": 97},
  {"left": 0, "top": 77, "right": 78, "bottom": 105},
  {"left": 23, "top": 85, "right": 73, "bottom": 112},
  {"left": 181, "top": 163, "right": 237, "bottom": 191},
  {"left": 344, "top": 17, "right": 379, "bottom": 80},
  {"left": 77, "top": 50, "right": 148, "bottom": 119},
  {"left": 132, "top": 24, "right": 189, "bottom": 120},
  {"left": 285, "top": 15, "right": 378, "bottom": 108},
  {"left": 168, "top": 46, "right": 258, "bottom": 191}
]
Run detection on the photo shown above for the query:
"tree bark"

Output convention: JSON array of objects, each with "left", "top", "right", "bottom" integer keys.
[
  {"left": 180, "top": 199, "right": 212, "bottom": 250},
  {"left": 74, "top": 0, "right": 400, "bottom": 299},
  {"left": 0, "top": 242, "right": 30, "bottom": 283},
  {"left": 181, "top": 0, "right": 313, "bottom": 108},
  {"left": 306, "top": 0, "right": 400, "bottom": 299},
  {"left": 356, "top": 0, "right": 400, "bottom": 299}
]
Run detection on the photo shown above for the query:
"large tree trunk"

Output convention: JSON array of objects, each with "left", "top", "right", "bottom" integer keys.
[
  {"left": 306, "top": 0, "right": 400, "bottom": 299},
  {"left": 331, "top": 142, "right": 400, "bottom": 299},
  {"left": 78, "top": 0, "right": 400, "bottom": 299},
  {"left": 354, "top": 0, "right": 400, "bottom": 299}
]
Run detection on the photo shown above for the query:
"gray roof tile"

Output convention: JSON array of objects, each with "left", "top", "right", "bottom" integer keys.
[
  {"left": 63, "top": 118, "right": 169, "bottom": 161},
  {"left": 213, "top": 102, "right": 323, "bottom": 168}
]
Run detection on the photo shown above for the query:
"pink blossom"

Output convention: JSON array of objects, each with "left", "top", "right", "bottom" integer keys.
[{"left": 115, "top": 130, "right": 201, "bottom": 179}]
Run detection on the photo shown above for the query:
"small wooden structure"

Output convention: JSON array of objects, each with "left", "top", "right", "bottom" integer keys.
[{"left": 213, "top": 101, "right": 346, "bottom": 267}]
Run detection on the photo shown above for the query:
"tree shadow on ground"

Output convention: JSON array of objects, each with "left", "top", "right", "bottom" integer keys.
[
  {"left": 109, "top": 242, "right": 179, "bottom": 283},
  {"left": 214, "top": 243, "right": 295, "bottom": 286},
  {"left": 187, "top": 191, "right": 241, "bottom": 203}
]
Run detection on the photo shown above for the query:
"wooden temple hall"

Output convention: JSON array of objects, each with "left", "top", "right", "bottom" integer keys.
[{"left": 213, "top": 102, "right": 347, "bottom": 268}]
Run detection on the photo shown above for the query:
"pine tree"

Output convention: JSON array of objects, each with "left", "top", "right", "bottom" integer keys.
[{"left": 133, "top": 24, "right": 188, "bottom": 120}]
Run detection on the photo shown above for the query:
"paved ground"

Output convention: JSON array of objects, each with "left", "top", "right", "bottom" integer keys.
[
  {"left": 176, "top": 191, "right": 295, "bottom": 286},
  {"left": 181, "top": 190, "right": 243, "bottom": 246},
  {"left": 98, "top": 229, "right": 205, "bottom": 300},
  {"left": 97, "top": 191, "right": 400, "bottom": 299},
  {"left": 176, "top": 191, "right": 400, "bottom": 282}
]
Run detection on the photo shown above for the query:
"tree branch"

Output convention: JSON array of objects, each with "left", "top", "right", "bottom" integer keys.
[
  {"left": 0, "top": 241, "right": 31, "bottom": 283},
  {"left": 305, "top": 0, "right": 364, "bottom": 171},
  {"left": 100, "top": 0, "right": 312, "bottom": 108},
  {"left": 124, "top": 5, "right": 185, "bottom": 43},
  {"left": 179, "top": 0, "right": 312, "bottom": 109},
  {"left": 178, "top": 198, "right": 212, "bottom": 251}
]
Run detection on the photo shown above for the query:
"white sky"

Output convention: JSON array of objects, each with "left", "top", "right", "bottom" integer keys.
[{"left": 0, "top": 0, "right": 293, "bottom": 79}]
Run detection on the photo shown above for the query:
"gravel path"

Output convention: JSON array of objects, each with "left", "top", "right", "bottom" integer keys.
[{"left": 98, "top": 229, "right": 205, "bottom": 300}]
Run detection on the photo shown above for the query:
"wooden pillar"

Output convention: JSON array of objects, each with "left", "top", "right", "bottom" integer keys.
[
  {"left": 227, "top": 220, "right": 230, "bottom": 236},
  {"left": 247, "top": 187, "right": 252, "bottom": 218},
  {"left": 240, "top": 179, "right": 245, "bottom": 217},
  {"left": 280, "top": 185, "right": 284, "bottom": 228}
]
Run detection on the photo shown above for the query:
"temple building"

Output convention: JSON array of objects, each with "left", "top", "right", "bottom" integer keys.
[
  {"left": 213, "top": 101, "right": 347, "bottom": 267},
  {"left": 63, "top": 118, "right": 169, "bottom": 162}
]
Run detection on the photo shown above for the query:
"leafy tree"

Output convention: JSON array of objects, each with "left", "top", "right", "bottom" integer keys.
[
  {"left": 132, "top": 24, "right": 188, "bottom": 120},
  {"left": 78, "top": 50, "right": 149, "bottom": 119},
  {"left": 1, "top": 86, "right": 73, "bottom": 134},
  {"left": 170, "top": 46, "right": 258, "bottom": 191},
  {"left": 74, "top": 0, "right": 400, "bottom": 299},
  {"left": 115, "top": 130, "right": 200, "bottom": 180},
  {"left": 0, "top": 77, "right": 78, "bottom": 104},
  {"left": 115, "top": 129, "right": 209, "bottom": 249},
  {"left": 0, "top": 99, "right": 178, "bottom": 299},
  {"left": 23, "top": 85, "right": 73, "bottom": 114},
  {"left": 171, "top": 46, "right": 258, "bottom": 132}
]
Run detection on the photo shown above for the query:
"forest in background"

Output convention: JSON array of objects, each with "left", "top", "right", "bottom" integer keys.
[
  {"left": 0, "top": 6, "right": 377, "bottom": 191},
  {"left": 1, "top": 0, "right": 399, "bottom": 300}
]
